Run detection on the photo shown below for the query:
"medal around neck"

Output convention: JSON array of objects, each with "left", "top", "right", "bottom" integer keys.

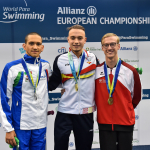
[
  {"left": 34, "top": 93, "right": 38, "bottom": 100},
  {"left": 22, "top": 57, "right": 42, "bottom": 100},
  {"left": 75, "top": 83, "right": 78, "bottom": 91},
  {"left": 68, "top": 49, "right": 85, "bottom": 92},
  {"left": 108, "top": 97, "right": 113, "bottom": 105},
  {"left": 104, "top": 58, "right": 121, "bottom": 105}
]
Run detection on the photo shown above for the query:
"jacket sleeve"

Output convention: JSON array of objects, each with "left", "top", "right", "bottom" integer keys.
[
  {"left": 48, "top": 55, "right": 62, "bottom": 91},
  {"left": 48, "top": 63, "right": 52, "bottom": 77},
  {"left": 132, "top": 68, "right": 142, "bottom": 108},
  {"left": 0, "top": 64, "right": 14, "bottom": 132},
  {"left": 96, "top": 56, "right": 100, "bottom": 66}
]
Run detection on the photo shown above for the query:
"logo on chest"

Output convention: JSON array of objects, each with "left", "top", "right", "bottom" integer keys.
[
  {"left": 24, "top": 71, "right": 32, "bottom": 82},
  {"left": 99, "top": 79, "right": 106, "bottom": 83},
  {"left": 65, "top": 63, "right": 70, "bottom": 66}
]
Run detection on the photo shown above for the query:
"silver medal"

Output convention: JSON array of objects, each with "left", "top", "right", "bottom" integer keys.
[{"left": 34, "top": 93, "right": 37, "bottom": 100}]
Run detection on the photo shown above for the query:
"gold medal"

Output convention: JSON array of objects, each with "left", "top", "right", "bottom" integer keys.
[
  {"left": 75, "top": 83, "right": 78, "bottom": 91},
  {"left": 108, "top": 97, "right": 113, "bottom": 105}
]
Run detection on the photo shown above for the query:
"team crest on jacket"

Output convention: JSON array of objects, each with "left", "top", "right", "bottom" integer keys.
[
  {"left": 99, "top": 79, "right": 106, "bottom": 83},
  {"left": 86, "top": 56, "right": 92, "bottom": 64},
  {"left": 24, "top": 71, "right": 32, "bottom": 82},
  {"left": 87, "top": 61, "right": 91, "bottom": 64}
]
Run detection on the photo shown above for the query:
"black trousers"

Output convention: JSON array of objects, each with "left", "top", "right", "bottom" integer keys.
[
  {"left": 99, "top": 130, "right": 133, "bottom": 150},
  {"left": 54, "top": 111, "right": 94, "bottom": 150}
]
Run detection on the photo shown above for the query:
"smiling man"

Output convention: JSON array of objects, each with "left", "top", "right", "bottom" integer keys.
[
  {"left": 0, "top": 32, "right": 52, "bottom": 150},
  {"left": 48, "top": 24, "right": 99, "bottom": 150},
  {"left": 95, "top": 33, "right": 142, "bottom": 150}
]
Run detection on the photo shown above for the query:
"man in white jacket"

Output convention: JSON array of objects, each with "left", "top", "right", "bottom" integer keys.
[
  {"left": 48, "top": 25, "right": 99, "bottom": 150},
  {"left": 0, "top": 32, "right": 52, "bottom": 150}
]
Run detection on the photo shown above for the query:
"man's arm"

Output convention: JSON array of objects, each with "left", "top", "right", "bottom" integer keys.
[
  {"left": 132, "top": 68, "right": 142, "bottom": 108},
  {"left": 0, "top": 65, "right": 16, "bottom": 145},
  {"left": 48, "top": 55, "right": 62, "bottom": 91}
]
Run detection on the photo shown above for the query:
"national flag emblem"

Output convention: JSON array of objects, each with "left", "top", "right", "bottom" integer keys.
[{"left": 87, "top": 61, "right": 91, "bottom": 64}]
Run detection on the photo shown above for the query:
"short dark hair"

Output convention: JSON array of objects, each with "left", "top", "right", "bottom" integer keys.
[
  {"left": 25, "top": 32, "right": 42, "bottom": 43},
  {"left": 67, "top": 24, "right": 85, "bottom": 31}
]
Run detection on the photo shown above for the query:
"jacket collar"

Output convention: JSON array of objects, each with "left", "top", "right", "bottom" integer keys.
[
  {"left": 69, "top": 48, "right": 89, "bottom": 59},
  {"left": 23, "top": 54, "right": 40, "bottom": 64}
]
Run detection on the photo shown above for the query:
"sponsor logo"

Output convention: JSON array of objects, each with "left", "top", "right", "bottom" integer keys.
[
  {"left": 133, "top": 46, "right": 138, "bottom": 51},
  {"left": 142, "top": 89, "right": 150, "bottom": 99},
  {"left": 0, "top": 0, "right": 45, "bottom": 23},
  {"left": 142, "top": 94, "right": 149, "bottom": 98},
  {"left": 100, "top": 72, "right": 104, "bottom": 75},
  {"left": 86, "top": 47, "right": 102, "bottom": 51},
  {"left": 86, "top": 47, "right": 90, "bottom": 51},
  {"left": 133, "top": 139, "right": 139, "bottom": 143},
  {"left": 69, "top": 142, "right": 74, "bottom": 147},
  {"left": 58, "top": 47, "right": 67, "bottom": 53},
  {"left": 99, "top": 79, "right": 105, "bottom": 83},
  {"left": 19, "top": 48, "right": 26, "bottom": 54},
  {"left": 92, "top": 141, "right": 99, "bottom": 144},
  {"left": 65, "top": 63, "right": 70, "bottom": 66},
  {"left": 57, "top": 6, "right": 97, "bottom": 25},
  {"left": 94, "top": 130, "right": 99, "bottom": 133},
  {"left": 87, "top": 6, "right": 97, "bottom": 16},
  {"left": 135, "top": 115, "right": 139, "bottom": 120},
  {"left": 48, "top": 93, "right": 61, "bottom": 104},
  {"left": 57, "top": 6, "right": 150, "bottom": 25},
  {"left": 120, "top": 46, "right": 138, "bottom": 51}
]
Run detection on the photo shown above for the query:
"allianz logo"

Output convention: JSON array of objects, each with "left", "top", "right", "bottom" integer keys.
[
  {"left": 57, "top": 6, "right": 97, "bottom": 17},
  {"left": 120, "top": 46, "right": 138, "bottom": 51},
  {"left": 49, "top": 97, "right": 60, "bottom": 101}
]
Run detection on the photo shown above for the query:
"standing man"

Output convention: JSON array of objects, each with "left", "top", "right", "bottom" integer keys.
[
  {"left": 0, "top": 32, "right": 52, "bottom": 150},
  {"left": 95, "top": 33, "right": 141, "bottom": 150},
  {"left": 48, "top": 24, "right": 99, "bottom": 150}
]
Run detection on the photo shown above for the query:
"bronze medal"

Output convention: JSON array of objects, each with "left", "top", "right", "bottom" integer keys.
[
  {"left": 75, "top": 83, "right": 78, "bottom": 91},
  {"left": 108, "top": 97, "right": 113, "bottom": 105}
]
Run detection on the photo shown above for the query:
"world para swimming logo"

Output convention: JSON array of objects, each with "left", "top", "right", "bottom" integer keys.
[{"left": 0, "top": 0, "right": 45, "bottom": 23}]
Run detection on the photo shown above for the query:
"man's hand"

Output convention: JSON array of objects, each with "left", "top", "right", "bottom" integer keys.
[
  {"left": 61, "top": 89, "right": 65, "bottom": 96},
  {"left": 5, "top": 130, "right": 17, "bottom": 147}
]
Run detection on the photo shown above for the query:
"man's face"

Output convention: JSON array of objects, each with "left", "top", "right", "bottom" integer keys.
[
  {"left": 67, "top": 29, "right": 87, "bottom": 54},
  {"left": 22, "top": 34, "right": 44, "bottom": 58},
  {"left": 102, "top": 36, "right": 120, "bottom": 59}
]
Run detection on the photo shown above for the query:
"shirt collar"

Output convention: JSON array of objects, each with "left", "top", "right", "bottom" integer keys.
[{"left": 23, "top": 54, "right": 40, "bottom": 64}]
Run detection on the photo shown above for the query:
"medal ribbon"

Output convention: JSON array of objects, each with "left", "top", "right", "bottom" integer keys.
[
  {"left": 68, "top": 49, "right": 85, "bottom": 84},
  {"left": 22, "top": 57, "right": 42, "bottom": 93},
  {"left": 104, "top": 58, "right": 121, "bottom": 98}
]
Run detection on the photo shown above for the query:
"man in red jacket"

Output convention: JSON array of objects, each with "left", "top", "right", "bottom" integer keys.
[{"left": 95, "top": 33, "right": 141, "bottom": 150}]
